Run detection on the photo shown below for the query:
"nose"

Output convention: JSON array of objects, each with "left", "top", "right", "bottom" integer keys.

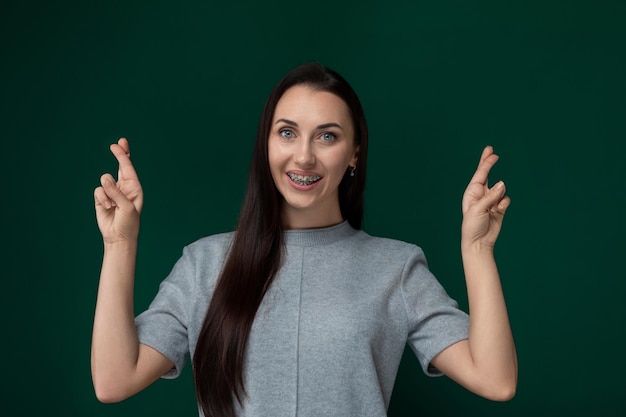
[{"left": 294, "top": 139, "right": 315, "bottom": 166}]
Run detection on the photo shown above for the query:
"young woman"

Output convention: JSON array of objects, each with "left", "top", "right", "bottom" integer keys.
[{"left": 92, "top": 62, "right": 517, "bottom": 417}]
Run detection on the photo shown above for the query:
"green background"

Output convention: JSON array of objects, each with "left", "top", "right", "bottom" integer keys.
[{"left": 2, "top": 0, "right": 625, "bottom": 415}]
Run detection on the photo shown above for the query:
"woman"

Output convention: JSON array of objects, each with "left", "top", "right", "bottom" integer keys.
[{"left": 92, "top": 62, "right": 517, "bottom": 417}]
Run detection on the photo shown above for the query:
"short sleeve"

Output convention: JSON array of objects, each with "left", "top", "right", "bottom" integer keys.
[
  {"left": 401, "top": 246, "right": 469, "bottom": 376},
  {"left": 135, "top": 246, "right": 195, "bottom": 379}
]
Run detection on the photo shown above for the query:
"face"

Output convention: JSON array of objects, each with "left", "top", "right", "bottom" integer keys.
[{"left": 268, "top": 85, "right": 359, "bottom": 229}]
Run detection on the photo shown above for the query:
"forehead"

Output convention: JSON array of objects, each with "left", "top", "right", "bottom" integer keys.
[{"left": 273, "top": 85, "right": 352, "bottom": 125}]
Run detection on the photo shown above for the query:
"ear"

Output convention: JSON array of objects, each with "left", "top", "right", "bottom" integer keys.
[{"left": 350, "top": 145, "right": 360, "bottom": 167}]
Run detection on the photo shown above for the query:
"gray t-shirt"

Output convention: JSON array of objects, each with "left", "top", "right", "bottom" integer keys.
[{"left": 136, "top": 221, "right": 469, "bottom": 416}]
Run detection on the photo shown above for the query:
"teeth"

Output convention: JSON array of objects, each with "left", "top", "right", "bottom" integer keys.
[{"left": 288, "top": 173, "right": 321, "bottom": 186}]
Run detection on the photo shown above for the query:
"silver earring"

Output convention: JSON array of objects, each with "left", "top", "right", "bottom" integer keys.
[{"left": 350, "top": 166, "right": 356, "bottom": 177}]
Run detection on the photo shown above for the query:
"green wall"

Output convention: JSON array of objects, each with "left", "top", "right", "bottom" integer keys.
[{"left": 2, "top": 0, "right": 625, "bottom": 415}]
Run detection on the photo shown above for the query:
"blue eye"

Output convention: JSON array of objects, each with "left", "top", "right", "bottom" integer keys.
[
  {"left": 280, "top": 129, "right": 295, "bottom": 139},
  {"left": 320, "top": 132, "right": 336, "bottom": 142}
]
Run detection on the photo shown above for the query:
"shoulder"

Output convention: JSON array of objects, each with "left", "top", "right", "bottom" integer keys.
[
  {"left": 352, "top": 229, "right": 424, "bottom": 256},
  {"left": 169, "top": 231, "right": 235, "bottom": 272},
  {"left": 184, "top": 231, "right": 235, "bottom": 255},
  {"left": 158, "top": 231, "right": 235, "bottom": 292},
  {"left": 345, "top": 229, "right": 428, "bottom": 269}
]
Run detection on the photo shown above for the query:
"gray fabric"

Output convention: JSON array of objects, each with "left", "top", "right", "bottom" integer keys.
[{"left": 136, "top": 221, "right": 469, "bottom": 416}]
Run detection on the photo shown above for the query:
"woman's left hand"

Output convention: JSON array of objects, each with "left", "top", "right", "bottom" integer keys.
[
  {"left": 434, "top": 146, "right": 517, "bottom": 401},
  {"left": 461, "top": 146, "right": 511, "bottom": 249}
]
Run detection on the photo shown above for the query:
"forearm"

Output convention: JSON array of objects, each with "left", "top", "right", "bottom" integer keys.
[
  {"left": 462, "top": 243, "right": 517, "bottom": 391},
  {"left": 91, "top": 241, "right": 140, "bottom": 400}
]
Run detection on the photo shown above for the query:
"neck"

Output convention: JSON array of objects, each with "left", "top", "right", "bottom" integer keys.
[{"left": 281, "top": 206, "right": 344, "bottom": 230}]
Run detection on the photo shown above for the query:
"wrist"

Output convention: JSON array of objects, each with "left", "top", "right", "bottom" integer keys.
[
  {"left": 103, "top": 239, "right": 138, "bottom": 253},
  {"left": 461, "top": 240, "right": 495, "bottom": 257}
]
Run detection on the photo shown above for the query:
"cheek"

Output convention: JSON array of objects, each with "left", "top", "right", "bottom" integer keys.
[
  {"left": 268, "top": 140, "right": 289, "bottom": 187},
  {"left": 267, "top": 139, "right": 280, "bottom": 171},
  {"left": 327, "top": 147, "right": 354, "bottom": 174}
]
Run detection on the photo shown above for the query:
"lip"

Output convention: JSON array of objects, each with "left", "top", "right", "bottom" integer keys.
[
  {"left": 287, "top": 170, "right": 322, "bottom": 177},
  {"left": 285, "top": 171, "right": 323, "bottom": 191}
]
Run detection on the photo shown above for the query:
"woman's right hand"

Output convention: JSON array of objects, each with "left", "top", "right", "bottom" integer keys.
[{"left": 94, "top": 138, "right": 143, "bottom": 244}]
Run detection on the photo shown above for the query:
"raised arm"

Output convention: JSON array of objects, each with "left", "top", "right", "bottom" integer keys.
[
  {"left": 430, "top": 146, "right": 518, "bottom": 401},
  {"left": 91, "top": 138, "right": 173, "bottom": 403}
]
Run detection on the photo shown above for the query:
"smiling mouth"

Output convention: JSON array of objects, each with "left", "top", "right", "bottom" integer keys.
[{"left": 287, "top": 173, "right": 322, "bottom": 186}]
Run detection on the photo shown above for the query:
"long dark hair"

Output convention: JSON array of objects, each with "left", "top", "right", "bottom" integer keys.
[{"left": 192, "top": 62, "right": 369, "bottom": 417}]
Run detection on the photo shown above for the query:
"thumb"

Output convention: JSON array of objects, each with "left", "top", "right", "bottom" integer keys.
[
  {"left": 100, "top": 174, "right": 135, "bottom": 213},
  {"left": 474, "top": 181, "right": 507, "bottom": 213}
]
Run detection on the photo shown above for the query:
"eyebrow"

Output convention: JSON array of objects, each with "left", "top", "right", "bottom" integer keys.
[{"left": 275, "top": 118, "right": 343, "bottom": 130}]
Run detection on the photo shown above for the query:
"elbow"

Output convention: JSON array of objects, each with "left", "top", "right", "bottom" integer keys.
[
  {"left": 94, "top": 390, "right": 125, "bottom": 404},
  {"left": 481, "top": 375, "right": 517, "bottom": 402},
  {"left": 92, "top": 370, "right": 133, "bottom": 404},
  {"left": 480, "top": 357, "right": 518, "bottom": 401},
  {"left": 95, "top": 391, "right": 123, "bottom": 404},
  {"left": 91, "top": 355, "right": 135, "bottom": 403},
  {"left": 486, "top": 383, "right": 516, "bottom": 402},
  {"left": 467, "top": 368, "right": 517, "bottom": 402},
  {"left": 93, "top": 379, "right": 130, "bottom": 404}
]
